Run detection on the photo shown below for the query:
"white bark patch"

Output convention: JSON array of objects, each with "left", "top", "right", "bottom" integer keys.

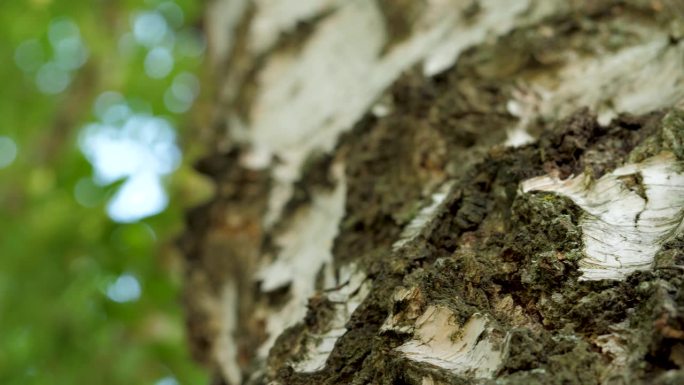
[
  {"left": 513, "top": 37, "right": 684, "bottom": 128},
  {"left": 255, "top": 163, "right": 347, "bottom": 357},
  {"left": 594, "top": 333, "right": 628, "bottom": 381},
  {"left": 592, "top": 319, "right": 634, "bottom": 383},
  {"left": 292, "top": 266, "right": 371, "bottom": 373},
  {"left": 246, "top": 0, "right": 559, "bottom": 225},
  {"left": 504, "top": 125, "right": 535, "bottom": 148},
  {"left": 248, "top": 0, "right": 344, "bottom": 55},
  {"left": 521, "top": 152, "right": 684, "bottom": 281},
  {"left": 504, "top": 92, "right": 538, "bottom": 147},
  {"left": 215, "top": 281, "right": 241, "bottom": 384},
  {"left": 393, "top": 182, "right": 454, "bottom": 250},
  {"left": 396, "top": 306, "right": 504, "bottom": 379},
  {"left": 205, "top": 0, "right": 248, "bottom": 65},
  {"left": 381, "top": 286, "right": 426, "bottom": 334},
  {"left": 422, "top": 0, "right": 540, "bottom": 76}
]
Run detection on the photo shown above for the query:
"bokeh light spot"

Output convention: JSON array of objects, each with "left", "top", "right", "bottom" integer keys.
[
  {"left": 48, "top": 17, "right": 81, "bottom": 47},
  {"left": 155, "top": 376, "right": 179, "bottom": 385},
  {"left": 73, "top": 177, "right": 105, "bottom": 207},
  {"left": 133, "top": 11, "right": 168, "bottom": 47},
  {"left": 47, "top": 17, "right": 88, "bottom": 71},
  {"left": 94, "top": 92, "right": 134, "bottom": 125},
  {"left": 176, "top": 29, "right": 206, "bottom": 58},
  {"left": 53, "top": 36, "right": 88, "bottom": 71},
  {"left": 0, "top": 136, "right": 18, "bottom": 168},
  {"left": 164, "top": 72, "right": 199, "bottom": 113},
  {"left": 157, "top": 2, "right": 184, "bottom": 28},
  {"left": 145, "top": 47, "right": 174, "bottom": 79},
  {"left": 80, "top": 115, "right": 180, "bottom": 183},
  {"left": 107, "top": 172, "right": 168, "bottom": 223},
  {"left": 80, "top": 97, "right": 181, "bottom": 222},
  {"left": 35, "top": 62, "right": 71, "bottom": 94},
  {"left": 14, "top": 39, "right": 45, "bottom": 73},
  {"left": 106, "top": 273, "right": 141, "bottom": 303},
  {"left": 172, "top": 72, "right": 200, "bottom": 100},
  {"left": 163, "top": 89, "right": 189, "bottom": 113}
]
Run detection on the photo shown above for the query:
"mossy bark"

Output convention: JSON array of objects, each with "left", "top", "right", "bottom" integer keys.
[{"left": 182, "top": 1, "right": 684, "bottom": 384}]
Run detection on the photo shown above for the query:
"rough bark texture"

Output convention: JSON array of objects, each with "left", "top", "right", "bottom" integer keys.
[{"left": 181, "top": 1, "right": 684, "bottom": 384}]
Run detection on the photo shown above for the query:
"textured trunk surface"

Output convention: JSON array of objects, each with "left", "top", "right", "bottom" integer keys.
[{"left": 181, "top": 1, "right": 684, "bottom": 384}]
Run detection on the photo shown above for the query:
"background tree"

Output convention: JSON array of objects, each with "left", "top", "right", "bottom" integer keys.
[{"left": 182, "top": 1, "right": 684, "bottom": 384}]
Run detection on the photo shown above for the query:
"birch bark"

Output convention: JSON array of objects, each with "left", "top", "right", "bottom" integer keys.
[{"left": 181, "top": 1, "right": 684, "bottom": 384}]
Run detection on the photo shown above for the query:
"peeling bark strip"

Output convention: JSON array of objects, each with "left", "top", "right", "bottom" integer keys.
[
  {"left": 255, "top": 162, "right": 347, "bottom": 359},
  {"left": 522, "top": 152, "right": 684, "bottom": 281},
  {"left": 184, "top": 1, "right": 684, "bottom": 384},
  {"left": 394, "top": 306, "right": 503, "bottom": 378}
]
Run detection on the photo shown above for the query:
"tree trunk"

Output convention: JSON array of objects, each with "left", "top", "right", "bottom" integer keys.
[{"left": 181, "top": 1, "right": 684, "bottom": 384}]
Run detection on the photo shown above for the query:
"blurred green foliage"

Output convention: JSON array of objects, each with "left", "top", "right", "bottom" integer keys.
[{"left": 0, "top": 0, "right": 211, "bottom": 384}]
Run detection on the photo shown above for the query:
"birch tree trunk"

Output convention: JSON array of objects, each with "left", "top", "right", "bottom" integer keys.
[{"left": 180, "top": 1, "right": 684, "bottom": 384}]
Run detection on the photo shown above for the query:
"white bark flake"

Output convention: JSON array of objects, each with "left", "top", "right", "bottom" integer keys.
[
  {"left": 522, "top": 152, "right": 684, "bottom": 280},
  {"left": 395, "top": 306, "right": 504, "bottom": 379}
]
